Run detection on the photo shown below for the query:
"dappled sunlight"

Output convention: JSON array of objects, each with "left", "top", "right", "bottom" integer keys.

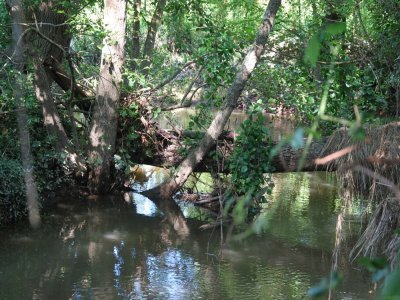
[{"left": 131, "top": 164, "right": 169, "bottom": 192}]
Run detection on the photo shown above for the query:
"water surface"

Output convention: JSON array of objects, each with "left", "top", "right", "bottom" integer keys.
[
  {"left": 0, "top": 172, "right": 373, "bottom": 299},
  {"left": 158, "top": 108, "right": 295, "bottom": 141}
]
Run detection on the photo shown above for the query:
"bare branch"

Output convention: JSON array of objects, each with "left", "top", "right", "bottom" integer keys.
[
  {"left": 152, "top": 61, "right": 195, "bottom": 91},
  {"left": 180, "top": 66, "right": 204, "bottom": 106}
]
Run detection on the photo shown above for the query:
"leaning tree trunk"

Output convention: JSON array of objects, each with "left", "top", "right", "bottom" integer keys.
[
  {"left": 145, "top": 0, "right": 282, "bottom": 198},
  {"left": 29, "top": 0, "right": 71, "bottom": 134},
  {"left": 7, "top": 0, "right": 41, "bottom": 228},
  {"left": 140, "top": 0, "right": 167, "bottom": 75},
  {"left": 33, "top": 62, "right": 70, "bottom": 154},
  {"left": 28, "top": 1, "right": 85, "bottom": 176},
  {"left": 88, "top": 0, "right": 127, "bottom": 194}
]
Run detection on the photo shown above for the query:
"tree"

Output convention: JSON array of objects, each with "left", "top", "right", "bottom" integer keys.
[
  {"left": 88, "top": 0, "right": 127, "bottom": 194},
  {"left": 129, "top": 0, "right": 167, "bottom": 75},
  {"left": 7, "top": 0, "right": 40, "bottom": 228},
  {"left": 144, "top": 0, "right": 282, "bottom": 199},
  {"left": 140, "top": 0, "right": 167, "bottom": 75},
  {"left": 27, "top": 1, "right": 86, "bottom": 176}
]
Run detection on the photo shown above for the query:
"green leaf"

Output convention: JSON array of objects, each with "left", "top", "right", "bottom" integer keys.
[
  {"left": 358, "top": 257, "right": 388, "bottom": 273},
  {"left": 381, "top": 269, "right": 400, "bottom": 299},
  {"left": 308, "top": 272, "right": 342, "bottom": 298},
  {"left": 304, "top": 34, "right": 321, "bottom": 67},
  {"left": 308, "top": 278, "right": 329, "bottom": 298},
  {"left": 324, "top": 22, "right": 346, "bottom": 36}
]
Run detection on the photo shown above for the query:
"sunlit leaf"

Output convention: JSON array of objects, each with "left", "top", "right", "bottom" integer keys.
[{"left": 304, "top": 34, "right": 321, "bottom": 67}]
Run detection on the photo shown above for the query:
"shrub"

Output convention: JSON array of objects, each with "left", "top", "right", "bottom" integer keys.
[{"left": 0, "top": 158, "right": 27, "bottom": 226}]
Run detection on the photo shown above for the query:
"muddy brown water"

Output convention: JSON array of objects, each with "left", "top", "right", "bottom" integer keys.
[
  {"left": 0, "top": 170, "right": 373, "bottom": 299},
  {"left": 157, "top": 108, "right": 295, "bottom": 141}
]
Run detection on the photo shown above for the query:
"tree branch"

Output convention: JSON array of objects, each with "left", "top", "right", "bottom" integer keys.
[{"left": 152, "top": 61, "right": 195, "bottom": 91}]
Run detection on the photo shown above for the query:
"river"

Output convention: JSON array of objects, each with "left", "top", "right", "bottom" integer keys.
[{"left": 0, "top": 170, "right": 373, "bottom": 299}]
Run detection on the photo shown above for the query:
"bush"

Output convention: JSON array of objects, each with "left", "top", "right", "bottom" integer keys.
[{"left": 0, "top": 158, "right": 27, "bottom": 226}]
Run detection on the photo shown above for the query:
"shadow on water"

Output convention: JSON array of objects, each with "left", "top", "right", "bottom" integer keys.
[{"left": 0, "top": 170, "right": 374, "bottom": 299}]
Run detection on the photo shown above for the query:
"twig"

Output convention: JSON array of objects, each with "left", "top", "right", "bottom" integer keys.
[
  {"left": 195, "top": 195, "right": 221, "bottom": 205},
  {"left": 152, "top": 61, "right": 195, "bottom": 91},
  {"left": 187, "top": 83, "right": 207, "bottom": 103},
  {"left": 180, "top": 66, "right": 204, "bottom": 106}
]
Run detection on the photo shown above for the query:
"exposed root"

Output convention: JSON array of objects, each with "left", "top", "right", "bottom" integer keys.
[
  {"left": 322, "top": 123, "right": 400, "bottom": 265},
  {"left": 321, "top": 122, "right": 400, "bottom": 200},
  {"left": 350, "top": 198, "right": 400, "bottom": 267}
]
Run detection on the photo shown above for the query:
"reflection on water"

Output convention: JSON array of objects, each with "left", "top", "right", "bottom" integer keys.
[
  {"left": 0, "top": 172, "right": 373, "bottom": 299},
  {"left": 158, "top": 108, "right": 295, "bottom": 140},
  {"left": 132, "top": 193, "right": 159, "bottom": 217}
]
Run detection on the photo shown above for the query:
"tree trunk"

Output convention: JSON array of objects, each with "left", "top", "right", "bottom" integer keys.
[
  {"left": 131, "top": 0, "right": 141, "bottom": 70},
  {"left": 140, "top": 0, "right": 167, "bottom": 75},
  {"left": 88, "top": 0, "right": 127, "bottom": 194},
  {"left": 44, "top": 57, "right": 94, "bottom": 99},
  {"left": 33, "top": 61, "right": 70, "bottom": 153},
  {"left": 7, "top": 0, "right": 41, "bottom": 228},
  {"left": 28, "top": 1, "right": 70, "bottom": 146},
  {"left": 27, "top": 2, "right": 86, "bottom": 176},
  {"left": 144, "top": 0, "right": 282, "bottom": 198}
]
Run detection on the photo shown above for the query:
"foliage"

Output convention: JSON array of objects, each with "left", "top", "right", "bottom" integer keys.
[
  {"left": 0, "top": 158, "right": 26, "bottom": 226},
  {"left": 225, "top": 100, "right": 274, "bottom": 223},
  {"left": 229, "top": 100, "right": 273, "bottom": 196},
  {"left": 0, "top": 0, "right": 399, "bottom": 240},
  {"left": 197, "top": 29, "right": 236, "bottom": 104}
]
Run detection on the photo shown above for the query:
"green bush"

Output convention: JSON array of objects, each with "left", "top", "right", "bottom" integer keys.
[{"left": 0, "top": 158, "right": 27, "bottom": 226}]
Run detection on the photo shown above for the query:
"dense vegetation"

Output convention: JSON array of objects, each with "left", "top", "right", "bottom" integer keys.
[{"left": 1, "top": 0, "right": 400, "bottom": 296}]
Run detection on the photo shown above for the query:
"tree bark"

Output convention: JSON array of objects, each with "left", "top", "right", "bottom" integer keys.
[
  {"left": 144, "top": 0, "right": 282, "bottom": 198},
  {"left": 131, "top": 0, "right": 141, "bottom": 70},
  {"left": 7, "top": 0, "right": 41, "bottom": 228},
  {"left": 140, "top": 0, "right": 167, "bottom": 75},
  {"left": 28, "top": 2, "right": 71, "bottom": 147},
  {"left": 44, "top": 57, "right": 94, "bottom": 99},
  {"left": 88, "top": 0, "right": 127, "bottom": 194},
  {"left": 33, "top": 61, "right": 70, "bottom": 153},
  {"left": 26, "top": 2, "right": 86, "bottom": 176}
]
